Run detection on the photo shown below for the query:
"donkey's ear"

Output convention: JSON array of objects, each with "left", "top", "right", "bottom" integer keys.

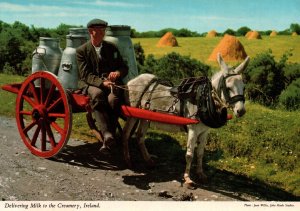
[
  {"left": 217, "top": 53, "right": 229, "bottom": 75},
  {"left": 234, "top": 56, "right": 250, "bottom": 74}
]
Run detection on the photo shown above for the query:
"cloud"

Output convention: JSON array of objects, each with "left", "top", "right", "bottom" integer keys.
[
  {"left": 0, "top": 2, "right": 66, "bottom": 12},
  {"left": 0, "top": 1, "right": 110, "bottom": 18},
  {"left": 0, "top": 2, "right": 105, "bottom": 25},
  {"left": 0, "top": 2, "right": 30, "bottom": 11},
  {"left": 193, "top": 15, "right": 247, "bottom": 21},
  {"left": 74, "top": 0, "right": 150, "bottom": 8}
]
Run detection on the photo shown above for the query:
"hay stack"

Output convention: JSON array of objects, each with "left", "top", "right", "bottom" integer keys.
[
  {"left": 157, "top": 32, "right": 179, "bottom": 47},
  {"left": 247, "top": 31, "right": 262, "bottom": 39},
  {"left": 208, "top": 34, "right": 248, "bottom": 62},
  {"left": 270, "top": 31, "right": 277, "bottom": 37},
  {"left": 206, "top": 30, "right": 217, "bottom": 38},
  {"left": 292, "top": 32, "right": 298, "bottom": 36},
  {"left": 245, "top": 31, "right": 253, "bottom": 38}
]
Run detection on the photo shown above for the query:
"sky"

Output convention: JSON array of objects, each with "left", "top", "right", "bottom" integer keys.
[{"left": 0, "top": 0, "right": 299, "bottom": 33}]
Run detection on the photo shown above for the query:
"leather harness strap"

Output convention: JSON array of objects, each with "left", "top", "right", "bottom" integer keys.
[
  {"left": 134, "top": 75, "right": 244, "bottom": 129},
  {"left": 217, "top": 74, "right": 245, "bottom": 106}
]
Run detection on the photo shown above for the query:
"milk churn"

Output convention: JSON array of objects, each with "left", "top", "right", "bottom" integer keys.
[
  {"left": 57, "top": 29, "right": 88, "bottom": 90},
  {"left": 69, "top": 28, "right": 89, "bottom": 40},
  {"left": 32, "top": 37, "right": 62, "bottom": 87},
  {"left": 32, "top": 37, "right": 62, "bottom": 75},
  {"left": 104, "top": 25, "right": 139, "bottom": 83}
]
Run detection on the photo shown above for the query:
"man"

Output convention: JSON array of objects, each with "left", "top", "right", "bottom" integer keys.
[{"left": 76, "top": 18, "right": 128, "bottom": 153}]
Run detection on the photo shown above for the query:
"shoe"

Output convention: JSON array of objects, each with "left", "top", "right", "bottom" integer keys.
[
  {"left": 99, "top": 132, "right": 115, "bottom": 155},
  {"left": 99, "top": 145, "right": 111, "bottom": 155},
  {"left": 103, "top": 132, "right": 115, "bottom": 147}
]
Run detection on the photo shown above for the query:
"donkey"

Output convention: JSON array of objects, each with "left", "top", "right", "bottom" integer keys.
[{"left": 121, "top": 53, "right": 250, "bottom": 188}]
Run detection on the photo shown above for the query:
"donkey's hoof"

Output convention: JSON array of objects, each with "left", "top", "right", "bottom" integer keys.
[{"left": 184, "top": 181, "right": 197, "bottom": 190}]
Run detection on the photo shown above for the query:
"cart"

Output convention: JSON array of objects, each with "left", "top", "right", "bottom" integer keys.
[{"left": 1, "top": 71, "right": 200, "bottom": 158}]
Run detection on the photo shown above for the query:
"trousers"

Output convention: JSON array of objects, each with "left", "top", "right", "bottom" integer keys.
[{"left": 86, "top": 85, "right": 122, "bottom": 136}]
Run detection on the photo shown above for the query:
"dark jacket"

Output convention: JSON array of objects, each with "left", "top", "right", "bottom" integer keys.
[{"left": 76, "top": 40, "right": 128, "bottom": 89}]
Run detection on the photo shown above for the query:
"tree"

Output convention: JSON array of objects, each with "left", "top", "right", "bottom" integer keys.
[
  {"left": 130, "top": 28, "right": 138, "bottom": 38},
  {"left": 176, "top": 28, "right": 200, "bottom": 37},
  {"left": 0, "top": 20, "right": 10, "bottom": 33},
  {"left": 236, "top": 26, "right": 251, "bottom": 36},
  {"left": 12, "top": 21, "right": 32, "bottom": 40},
  {"left": 278, "top": 29, "right": 290, "bottom": 35},
  {"left": 0, "top": 30, "right": 26, "bottom": 74},
  {"left": 290, "top": 23, "right": 300, "bottom": 34},
  {"left": 29, "top": 25, "right": 52, "bottom": 42},
  {"left": 55, "top": 23, "right": 70, "bottom": 35},
  {"left": 223, "top": 28, "right": 236, "bottom": 36}
]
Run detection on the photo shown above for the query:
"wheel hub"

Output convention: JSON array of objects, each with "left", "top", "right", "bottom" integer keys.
[
  {"left": 32, "top": 110, "right": 40, "bottom": 120},
  {"left": 32, "top": 105, "right": 47, "bottom": 120}
]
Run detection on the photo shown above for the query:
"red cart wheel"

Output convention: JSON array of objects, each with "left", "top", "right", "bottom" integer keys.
[{"left": 16, "top": 71, "right": 72, "bottom": 158}]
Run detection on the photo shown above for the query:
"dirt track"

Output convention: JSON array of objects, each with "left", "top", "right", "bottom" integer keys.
[{"left": 0, "top": 116, "right": 298, "bottom": 201}]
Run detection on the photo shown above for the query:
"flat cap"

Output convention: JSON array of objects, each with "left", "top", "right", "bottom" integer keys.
[{"left": 87, "top": 18, "right": 108, "bottom": 28}]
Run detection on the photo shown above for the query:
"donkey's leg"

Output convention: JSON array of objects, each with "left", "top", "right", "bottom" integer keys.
[
  {"left": 196, "top": 130, "right": 209, "bottom": 183},
  {"left": 136, "top": 120, "right": 155, "bottom": 167},
  {"left": 122, "top": 117, "right": 139, "bottom": 168},
  {"left": 183, "top": 128, "right": 197, "bottom": 189}
]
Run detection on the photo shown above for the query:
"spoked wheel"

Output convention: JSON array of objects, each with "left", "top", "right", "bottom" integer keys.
[{"left": 16, "top": 71, "right": 72, "bottom": 158}]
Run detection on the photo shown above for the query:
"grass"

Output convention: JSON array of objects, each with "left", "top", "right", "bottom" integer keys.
[
  {"left": 0, "top": 74, "right": 25, "bottom": 116},
  {"left": 133, "top": 35, "right": 300, "bottom": 68},
  {"left": 206, "top": 102, "right": 300, "bottom": 196},
  {"left": 140, "top": 102, "right": 300, "bottom": 197},
  {"left": 1, "top": 35, "right": 300, "bottom": 197}
]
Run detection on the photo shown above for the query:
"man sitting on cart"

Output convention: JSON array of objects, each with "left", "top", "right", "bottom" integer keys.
[{"left": 76, "top": 18, "right": 128, "bottom": 154}]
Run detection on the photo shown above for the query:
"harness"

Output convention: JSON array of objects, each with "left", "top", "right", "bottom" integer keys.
[
  {"left": 195, "top": 77, "right": 228, "bottom": 128},
  {"left": 135, "top": 74, "right": 244, "bottom": 129},
  {"left": 136, "top": 77, "right": 174, "bottom": 110},
  {"left": 216, "top": 74, "right": 245, "bottom": 106}
]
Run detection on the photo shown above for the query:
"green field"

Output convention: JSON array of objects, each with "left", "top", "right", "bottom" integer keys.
[
  {"left": 0, "top": 35, "right": 300, "bottom": 198},
  {"left": 133, "top": 35, "right": 300, "bottom": 68}
]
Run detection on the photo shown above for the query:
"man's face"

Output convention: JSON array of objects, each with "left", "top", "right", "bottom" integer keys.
[{"left": 89, "top": 27, "right": 106, "bottom": 46}]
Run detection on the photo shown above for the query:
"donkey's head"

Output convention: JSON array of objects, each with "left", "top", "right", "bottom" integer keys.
[{"left": 212, "top": 53, "right": 250, "bottom": 117}]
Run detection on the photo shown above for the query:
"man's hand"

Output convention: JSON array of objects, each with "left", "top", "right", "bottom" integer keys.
[
  {"left": 102, "top": 80, "right": 114, "bottom": 88},
  {"left": 108, "top": 71, "right": 120, "bottom": 82}
]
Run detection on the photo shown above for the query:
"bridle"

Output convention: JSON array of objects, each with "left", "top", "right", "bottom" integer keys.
[{"left": 216, "top": 74, "right": 245, "bottom": 107}]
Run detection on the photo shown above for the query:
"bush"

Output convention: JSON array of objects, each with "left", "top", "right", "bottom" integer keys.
[
  {"left": 133, "top": 42, "right": 145, "bottom": 73},
  {"left": 2, "top": 63, "right": 16, "bottom": 74},
  {"left": 140, "top": 54, "right": 158, "bottom": 74},
  {"left": 244, "top": 50, "right": 286, "bottom": 106},
  {"left": 279, "top": 78, "right": 300, "bottom": 110},
  {"left": 284, "top": 63, "right": 300, "bottom": 86},
  {"left": 140, "top": 52, "right": 210, "bottom": 83}
]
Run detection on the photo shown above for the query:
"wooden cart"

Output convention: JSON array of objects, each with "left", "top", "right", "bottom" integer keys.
[{"left": 1, "top": 71, "right": 200, "bottom": 158}]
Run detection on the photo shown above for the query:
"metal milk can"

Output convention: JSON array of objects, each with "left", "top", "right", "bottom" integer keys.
[
  {"left": 32, "top": 37, "right": 62, "bottom": 87},
  {"left": 104, "top": 25, "right": 139, "bottom": 83},
  {"left": 57, "top": 29, "right": 88, "bottom": 90},
  {"left": 32, "top": 37, "right": 62, "bottom": 75},
  {"left": 69, "top": 28, "right": 89, "bottom": 40}
]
